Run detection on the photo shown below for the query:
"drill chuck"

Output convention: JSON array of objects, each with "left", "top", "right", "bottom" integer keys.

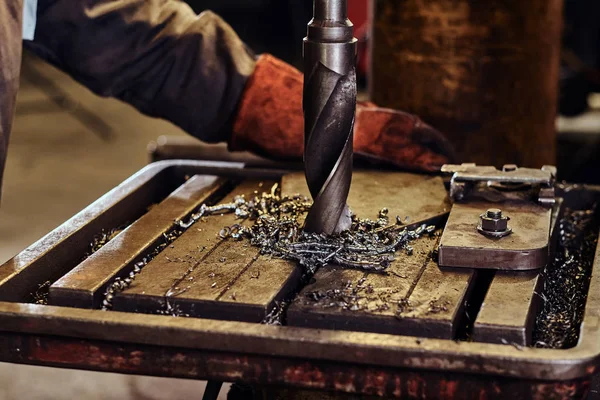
[{"left": 303, "top": 0, "right": 357, "bottom": 235}]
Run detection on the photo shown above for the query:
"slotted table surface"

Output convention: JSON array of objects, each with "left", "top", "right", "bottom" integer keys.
[{"left": 43, "top": 169, "right": 543, "bottom": 343}]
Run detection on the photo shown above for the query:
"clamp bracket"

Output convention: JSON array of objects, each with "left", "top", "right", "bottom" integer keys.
[{"left": 438, "top": 164, "right": 558, "bottom": 270}]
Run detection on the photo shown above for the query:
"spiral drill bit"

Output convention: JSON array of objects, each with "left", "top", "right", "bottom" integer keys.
[{"left": 303, "top": 0, "right": 357, "bottom": 235}]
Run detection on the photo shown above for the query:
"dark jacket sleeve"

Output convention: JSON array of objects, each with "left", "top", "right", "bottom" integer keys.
[{"left": 24, "top": 0, "right": 257, "bottom": 143}]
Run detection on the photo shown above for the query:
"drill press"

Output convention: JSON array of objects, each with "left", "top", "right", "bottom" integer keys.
[{"left": 303, "top": 0, "right": 358, "bottom": 235}]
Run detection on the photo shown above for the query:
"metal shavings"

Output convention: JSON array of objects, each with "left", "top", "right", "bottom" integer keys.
[
  {"left": 86, "top": 225, "right": 129, "bottom": 257},
  {"left": 501, "top": 338, "right": 524, "bottom": 351},
  {"left": 30, "top": 281, "right": 51, "bottom": 305},
  {"left": 303, "top": 277, "right": 405, "bottom": 313},
  {"left": 101, "top": 230, "right": 181, "bottom": 310},
  {"left": 533, "top": 206, "right": 599, "bottom": 349},
  {"left": 373, "top": 303, "right": 390, "bottom": 312},
  {"left": 305, "top": 280, "right": 364, "bottom": 311},
  {"left": 396, "top": 298, "right": 414, "bottom": 314},
  {"left": 213, "top": 185, "right": 423, "bottom": 275},
  {"left": 263, "top": 300, "right": 290, "bottom": 325},
  {"left": 100, "top": 182, "right": 427, "bottom": 319},
  {"left": 157, "top": 300, "right": 189, "bottom": 318},
  {"left": 427, "top": 299, "right": 450, "bottom": 314}
]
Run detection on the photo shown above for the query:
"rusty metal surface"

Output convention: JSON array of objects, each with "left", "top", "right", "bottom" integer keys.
[
  {"left": 0, "top": 332, "right": 590, "bottom": 400},
  {"left": 370, "top": 0, "right": 562, "bottom": 168},
  {"left": 439, "top": 201, "right": 552, "bottom": 270},
  {"left": 0, "top": 299, "right": 598, "bottom": 382},
  {"left": 0, "top": 161, "right": 598, "bottom": 398}
]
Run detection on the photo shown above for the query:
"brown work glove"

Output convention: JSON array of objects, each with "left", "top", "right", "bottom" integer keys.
[{"left": 232, "top": 55, "right": 456, "bottom": 172}]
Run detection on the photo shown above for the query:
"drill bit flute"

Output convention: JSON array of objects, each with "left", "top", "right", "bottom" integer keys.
[{"left": 303, "top": 0, "right": 357, "bottom": 235}]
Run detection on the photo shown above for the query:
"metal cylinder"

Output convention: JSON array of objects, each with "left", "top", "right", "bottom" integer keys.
[
  {"left": 303, "top": 0, "right": 358, "bottom": 234},
  {"left": 314, "top": 0, "right": 347, "bottom": 21},
  {"left": 370, "top": 0, "right": 563, "bottom": 168}
]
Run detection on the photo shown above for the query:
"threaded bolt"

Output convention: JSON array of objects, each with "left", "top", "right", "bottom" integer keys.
[{"left": 486, "top": 209, "right": 503, "bottom": 219}]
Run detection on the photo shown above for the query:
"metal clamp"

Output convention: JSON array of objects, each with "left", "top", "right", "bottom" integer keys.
[
  {"left": 442, "top": 164, "right": 556, "bottom": 206},
  {"left": 439, "top": 164, "right": 558, "bottom": 270}
]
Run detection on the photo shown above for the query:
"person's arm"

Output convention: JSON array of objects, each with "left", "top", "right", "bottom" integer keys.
[
  {"left": 25, "top": 0, "right": 455, "bottom": 172},
  {"left": 25, "top": 0, "right": 256, "bottom": 143}
]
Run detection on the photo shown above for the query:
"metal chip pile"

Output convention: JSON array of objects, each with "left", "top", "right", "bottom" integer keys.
[
  {"left": 533, "top": 206, "right": 599, "bottom": 349},
  {"left": 217, "top": 183, "right": 426, "bottom": 275}
]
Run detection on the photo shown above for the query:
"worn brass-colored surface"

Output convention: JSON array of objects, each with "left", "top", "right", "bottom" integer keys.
[
  {"left": 370, "top": 0, "right": 562, "bottom": 167},
  {"left": 399, "top": 254, "right": 476, "bottom": 339},
  {"left": 289, "top": 232, "right": 476, "bottom": 339},
  {"left": 439, "top": 201, "right": 552, "bottom": 270},
  {"left": 283, "top": 171, "right": 451, "bottom": 225},
  {"left": 113, "top": 180, "right": 301, "bottom": 322},
  {"left": 473, "top": 271, "right": 540, "bottom": 346},
  {"left": 288, "top": 234, "right": 439, "bottom": 335},
  {"left": 286, "top": 172, "right": 471, "bottom": 338},
  {"left": 49, "top": 175, "right": 227, "bottom": 309}
]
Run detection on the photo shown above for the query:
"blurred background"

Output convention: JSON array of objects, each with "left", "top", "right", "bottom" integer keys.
[{"left": 1, "top": 0, "right": 600, "bottom": 399}]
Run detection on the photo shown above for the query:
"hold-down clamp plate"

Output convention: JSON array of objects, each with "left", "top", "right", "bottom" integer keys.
[{"left": 438, "top": 164, "right": 557, "bottom": 270}]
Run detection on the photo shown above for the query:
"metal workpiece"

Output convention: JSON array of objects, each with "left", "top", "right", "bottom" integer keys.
[
  {"left": 439, "top": 200, "right": 552, "bottom": 270},
  {"left": 303, "top": 0, "right": 358, "bottom": 234},
  {"left": 439, "top": 164, "right": 558, "bottom": 270}
]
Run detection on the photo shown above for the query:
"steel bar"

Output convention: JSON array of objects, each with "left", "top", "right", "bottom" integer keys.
[
  {"left": 303, "top": 0, "right": 357, "bottom": 234},
  {"left": 49, "top": 175, "right": 226, "bottom": 309},
  {"left": 473, "top": 271, "right": 540, "bottom": 346},
  {"left": 0, "top": 165, "right": 179, "bottom": 302}
]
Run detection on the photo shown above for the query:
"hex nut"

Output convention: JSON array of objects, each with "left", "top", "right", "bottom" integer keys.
[{"left": 478, "top": 209, "right": 512, "bottom": 238}]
